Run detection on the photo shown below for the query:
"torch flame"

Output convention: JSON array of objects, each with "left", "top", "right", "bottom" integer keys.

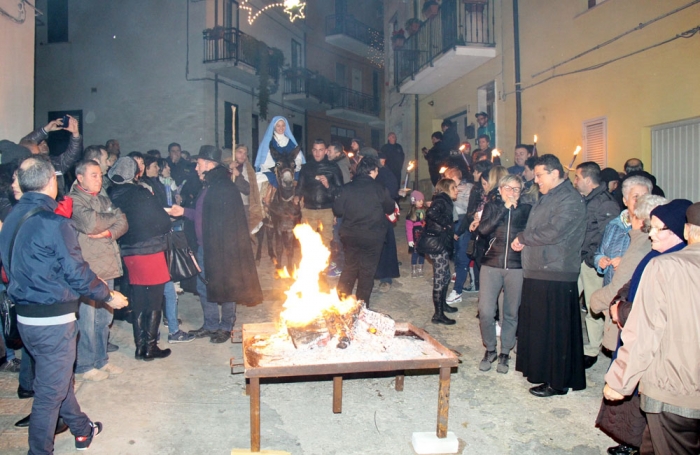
[
  {"left": 406, "top": 160, "right": 416, "bottom": 172},
  {"left": 533, "top": 134, "right": 538, "bottom": 143},
  {"left": 492, "top": 149, "right": 501, "bottom": 157},
  {"left": 574, "top": 145, "right": 581, "bottom": 156},
  {"left": 348, "top": 152, "right": 354, "bottom": 158},
  {"left": 279, "top": 224, "right": 357, "bottom": 329},
  {"left": 459, "top": 144, "right": 466, "bottom": 151}
]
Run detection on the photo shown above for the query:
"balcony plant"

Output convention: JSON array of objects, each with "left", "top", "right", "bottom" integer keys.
[
  {"left": 405, "top": 18, "right": 422, "bottom": 35},
  {"left": 422, "top": 0, "right": 439, "bottom": 19},
  {"left": 391, "top": 29, "right": 406, "bottom": 50},
  {"left": 204, "top": 25, "right": 226, "bottom": 40}
]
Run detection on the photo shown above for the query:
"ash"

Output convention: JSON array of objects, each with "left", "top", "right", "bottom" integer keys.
[{"left": 248, "top": 331, "right": 447, "bottom": 367}]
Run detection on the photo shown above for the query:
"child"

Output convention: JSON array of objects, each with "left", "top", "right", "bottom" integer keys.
[{"left": 406, "top": 191, "right": 426, "bottom": 278}]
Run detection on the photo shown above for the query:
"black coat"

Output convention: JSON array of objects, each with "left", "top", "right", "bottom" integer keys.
[
  {"left": 477, "top": 192, "right": 531, "bottom": 269},
  {"left": 423, "top": 192, "right": 455, "bottom": 254},
  {"left": 442, "top": 126, "right": 461, "bottom": 152},
  {"left": 582, "top": 184, "right": 620, "bottom": 268},
  {"left": 380, "top": 142, "right": 405, "bottom": 185},
  {"left": 199, "top": 166, "right": 262, "bottom": 304},
  {"left": 295, "top": 157, "right": 344, "bottom": 209},
  {"left": 374, "top": 167, "right": 400, "bottom": 280},
  {"left": 108, "top": 183, "right": 171, "bottom": 256},
  {"left": 425, "top": 142, "right": 450, "bottom": 186},
  {"left": 333, "top": 174, "right": 395, "bottom": 241}
]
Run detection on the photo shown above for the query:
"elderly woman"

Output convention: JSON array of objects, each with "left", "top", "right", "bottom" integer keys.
[
  {"left": 473, "top": 174, "right": 531, "bottom": 374},
  {"left": 108, "top": 157, "right": 173, "bottom": 360},
  {"left": 418, "top": 178, "right": 459, "bottom": 325},
  {"left": 333, "top": 157, "right": 395, "bottom": 307},
  {"left": 595, "top": 197, "right": 691, "bottom": 455}
]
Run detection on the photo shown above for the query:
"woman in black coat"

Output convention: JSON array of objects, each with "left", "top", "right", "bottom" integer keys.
[
  {"left": 473, "top": 174, "right": 531, "bottom": 374},
  {"left": 419, "top": 178, "right": 459, "bottom": 325}
]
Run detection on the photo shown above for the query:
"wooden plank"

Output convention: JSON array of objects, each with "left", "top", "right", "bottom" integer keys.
[
  {"left": 250, "top": 378, "right": 261, "bottom": 452},
  {"left": 436, "top": 367, "right": 451, "bottom": 438},
  {"left": 332, "top": 376, "right": 343, "bottom": 414}
]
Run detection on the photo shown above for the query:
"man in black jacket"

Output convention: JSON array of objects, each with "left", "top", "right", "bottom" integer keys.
[
  {"left": 574, "top": 162, "right": 620, "bottom": 368},
  {"left": 294, "top": 139, "right": 344, "bottom": 248},
  {"left": 380, "top": 132, "right": 405, "bottom": 186},
  {"left": 0, "top": 157, "right": 128, "bottom": 453},
  {"left": 424, "top": 132, "right": 450, "bottom": 186}
]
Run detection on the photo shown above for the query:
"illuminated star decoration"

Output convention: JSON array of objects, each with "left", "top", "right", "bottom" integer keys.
[{"left": 240, "top": 0, "right": 306, "bottom": 25}]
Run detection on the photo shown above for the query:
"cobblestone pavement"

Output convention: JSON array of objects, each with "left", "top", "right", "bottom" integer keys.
[{"left": 0, "top": 215, "right": 615, "bottom": 454}]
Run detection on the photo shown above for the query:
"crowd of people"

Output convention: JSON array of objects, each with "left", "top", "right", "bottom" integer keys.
[{"left": 0, "top": 113, "right": 698, "bottom": 455}]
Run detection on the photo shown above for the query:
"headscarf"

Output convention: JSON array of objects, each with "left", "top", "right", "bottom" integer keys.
[{"left": 254, "top": 116, "right": 299, "bottom": 170}]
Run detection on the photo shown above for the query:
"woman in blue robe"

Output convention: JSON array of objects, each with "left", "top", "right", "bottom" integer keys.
[{"left": 254, "top": 116, "right": 305, "bottom": 188}]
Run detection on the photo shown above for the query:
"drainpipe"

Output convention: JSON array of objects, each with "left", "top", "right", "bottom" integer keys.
[
  {"left": 215, "top": 74, "right": 220, "bottom": 148},
  {"left": 414, "top": 94, "right": 419, "bottom": 189},
  {"left": 512, "top": 0, "right": 522, "bottom": 144}
]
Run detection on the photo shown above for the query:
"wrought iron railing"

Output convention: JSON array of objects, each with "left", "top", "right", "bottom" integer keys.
[
  {"left": 326, "top": 14, "right": 384, "bottom": 52},
  {"left": 202, "top": 27, "right": 258, "bottom": 69},
  {"left": 394, "top": 0, "right": 495, "bottom": 87},
  {"left": 330, "top": 86, "right": 381, "bottom": 117}
]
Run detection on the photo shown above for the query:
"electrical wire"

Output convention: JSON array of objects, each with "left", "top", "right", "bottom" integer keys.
[
  {"left": 0, "top": 1, "right": 26, "bottom": 23},
  {"left": 532, "top": 0, "right": 700, "bottom": 78},
  {"left": 517, "top": 25, "right": 700, "bottom": 93}
]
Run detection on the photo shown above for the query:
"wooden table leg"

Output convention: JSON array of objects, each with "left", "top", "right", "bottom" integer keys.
[
  {"left": 436, "top": 367, "right": 451, "bottom": 438},
  {"left": 333, "top": 376, "right": 343, "bottom": 414},
  {"left": 395, "top": 373, "right": 405, "bottom": 391},
  {"left": 250, "top": 377, "right": 261, "bottom": 452},
  {"left": 245, "top": 378, "right": 250, "bottom": 396}
]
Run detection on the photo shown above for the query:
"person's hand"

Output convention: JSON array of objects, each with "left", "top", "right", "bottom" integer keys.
[
  {"left": 603, "top": 384, "right": 624, "bottom": 401},
  {"left": 469, "top": 220, "right": 479, "bottom": 232},
  {"left": 88, "top": 229, "right": 111, "bottom": 239},
  {"left": 65, "top": 116, "right": 79, "bottom": 137},
  {"left": 598, "top": 256, "right": 611, "bottom": 269},
  {"left": 293, "top": 196, "right": 300, "bottom": 205},
  {"left": 317, "top": 175, "right": 329, "bottom": 188},
  {"left": 175, "top": 194, "right": 182, "bottom": 205},
  {"left": 106, "top": 290, "right": 129, "bottom": 309},
  {"left": 454, "top": 234, "right": 459, "bottom": 240},
  {"left": 168, "top": 205, "right": 185, "bottom": 217},
  {"left": 610, "top": 257, "right": 622, "bottom": 271},
  {"left": 511, "top": 237, "right": 524, "bottom": 252},
  {"left": 44, "top": 119, "right": 63, "bottom": 132},
  {"left": 504, "top": 196, "right": 518, "bottom": 209},
  {"left": 232, "top": 166, "right": 240, "bottom": 178},
  {"left": 408, "top": 241, "right": 414, "bottom": 248}
]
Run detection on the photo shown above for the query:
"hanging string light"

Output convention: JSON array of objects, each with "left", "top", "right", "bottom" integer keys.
[{"left": 240, "top": 0, "right": 306, "bottom": 25}]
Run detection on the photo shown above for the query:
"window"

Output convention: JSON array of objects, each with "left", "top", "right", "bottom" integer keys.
[
  {"left": 293, "top": 123, "right": 304, "bottom": 153},
  {"left": 583, "top": 117, "right": 607, "bottom": 167},
  {"left": 336, "top": 63, "right": 347, "bottom": 87},
  {"left": 291, "top": 39, "right": 302, "bottom": 68},
  {"left": 47, "top": 0, "right": 69, "bottom": 43},
  {"left": 651, "top": 118, "right": 700, "bottom": 201},
  {"left": 330, "top": 126, "right": 356, "bottom": 149},
  {"left": 224, "top": 102, "right": 239, "bottom": 150}
]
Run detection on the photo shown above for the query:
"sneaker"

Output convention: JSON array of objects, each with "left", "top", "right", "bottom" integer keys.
[
  {"left": 495, "top": 322, "right": 502, "bottom": 337},
  {"left": 99, "top": 364, "right": 123, "bottom": 375},
  {"left": 326, "top": 265, "right": 342, "bottom": 278},
  {"left": 75, "top": 421, "right": 102, "bottom": 450},
  {"left": 446, "top": 290, "right": 462, "bottom": 305},
  {"left": 106, "top": 342, "right": 119, "bottom": 353},
  {"left": 0, "top": 358, "right": 21, "bottom": 372},
  {"left": 209, "top": 330, "right": 231, "bottom": 344},
  {"left": 168, "top": 330, "right": 196, "bottom": 343},
  {"left": 80, "top": 368, "right": 109, "bottom": 382},
  {"left": 188, "top": 327, "right": 214, "bottom": 338},
  {"left": 479, "top": 350, "right": 498, "bottom": 371},
  {"left": 496, "top": 354, "right": 510, "bottom": 374}
]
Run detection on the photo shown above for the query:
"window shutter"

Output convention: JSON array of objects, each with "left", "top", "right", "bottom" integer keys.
[{"left": 583, "top": 117, "right": 607, "bottom": 167}]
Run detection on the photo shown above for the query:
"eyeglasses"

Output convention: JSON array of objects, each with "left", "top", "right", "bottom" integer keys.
[
  {"left": 649, "top": 225, "right": 670, "bottom": 234},
  {"left": 501, "top": 185, "right": 522, "bottom": 193}
]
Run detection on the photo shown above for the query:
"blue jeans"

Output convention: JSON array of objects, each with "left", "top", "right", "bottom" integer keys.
[
  {"left": 19, "top": 321, "right": 92, "bottom": 455},
  {"left": 75, "top": 280, "right": 113, "bottom": 374},
  {"left": 163, "top": 281, "right": 179, "bottom": 334},
  {"left": 196, "top": 247, "right": 236, "bottom": 331},
  {"left": 411, "top": 250, "right": 425, "bottom": 265},
  {"left": 453, "top": 217, "right": 471, "bottom": 294}
]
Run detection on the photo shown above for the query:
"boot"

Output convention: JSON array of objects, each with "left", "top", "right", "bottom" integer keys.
[
  {"left": 143, "top": 311, "right": 171, "bottom": 361},
  {"left": 417, "top": 264, "right": 424, "bottom": 277},
  {"left": 132, "top": 312, "right": 148, "bottom": 360},
  {"left": 431, "top": 288, "right": 456, "bottom": 325},
  {"left": 442, "top": 287, "right": 458, "bottom": 313},
  {"left": 411, "top": 265, "right": 417, "bottom": 278}
]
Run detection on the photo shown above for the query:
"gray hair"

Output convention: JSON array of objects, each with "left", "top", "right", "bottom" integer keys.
[
  {"left": 18, "top": 156, "right": 55, "bottom": 193},
  {"left": 499, "top": 174, "right": 523, "bottom": 188},
  {"left": 622, "top": 175, "right": 653, "bottom": 199},
  {"left": 634, "top": 194, "right": 668, "bottom": 233}
]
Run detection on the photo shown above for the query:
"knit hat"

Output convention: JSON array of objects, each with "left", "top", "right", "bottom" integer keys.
[
  {"left": 0, "top": 140, "right": 31, "bottom": 164},
  {"left": 600, "top": 167, "right": 620, "bottom": 185},
  {"left": 650, "top": 199, "right": 693, "bottom": 240},
  {"left": 359, "top": 147, "right": 378, "bottom": 159},
  {"left": 686, "top": 202, "right": 700, "bottom": 227},
  {"left": 108, "top": 157, "right": 138, "bottom": 184},
  {"left": 410, "top": 190, "right": 424, "bottom": 204}
]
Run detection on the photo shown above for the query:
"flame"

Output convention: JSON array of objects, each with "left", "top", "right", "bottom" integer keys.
[
  {"left": 439, "top": 166, "right": 448, "bottom": 174},
  {"left": 459, "top": 144, "right": 466, "bottom": 151},
  {"left": 347, "top": 152, "right": 354, "bottom": 158},
  {"left": 276, "top": 266, "right": 297, "bottom": 280},
  {"left": 574, "top": 145, "right": 581, "bottom": 156},
  {"left": 406, "top": 160, "right": 416, "bottom": 172},
  {"left": 533, "top": 134, "right": 538, "bottom": 143},
  {"left": 492, "top": 149, "right": 501, "bottom": 157},
  {"left": 279, "top": 224, "right": 357, "bottom": 328}
]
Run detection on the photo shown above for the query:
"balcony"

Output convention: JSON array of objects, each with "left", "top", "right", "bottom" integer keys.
[
  {"left": 326, "top": 86, "right": 382, "bottom": 125},
  {"left": 202, "top": 27, "right": 268, "bottom": 87},
  {"left": 282, "top": 68, "right": 334, "bottom": 111},
  {"left": 325, "top": 14, "right": 384, "bottom": 60},
  {"left": 394, "top": 0, "right": 497, "bottom": 94}
]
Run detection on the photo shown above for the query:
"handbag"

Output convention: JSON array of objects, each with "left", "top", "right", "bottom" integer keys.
[
  {"left": 1, "top": 207, "right": 44, "bottom": 350},
  {"left": 164, "top": 230, "right": 201, "bottom": 282}
]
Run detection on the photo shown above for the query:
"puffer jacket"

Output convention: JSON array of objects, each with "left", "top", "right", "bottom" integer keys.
[
  {"left": 477, "top": 192, "right": 531, "bottom": 269},
  {"left": 69, "top": 181, "right": 128, "bottom": 280},
  {"left": 423, "top": 192, "right": 454, "bottom": 253},
  {"left": 581, "top": 184, "right": 620, "bottom": 268},
  {"left": 517, "top": 179, "right": 586, "bottom": 282},
  {"left": 295, "top": 157, "right": 344, "bottom": 209}
]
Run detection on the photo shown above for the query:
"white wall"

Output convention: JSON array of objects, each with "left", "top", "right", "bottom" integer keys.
[{"left": 0, "top": 0, "right": 35, "bottom": 142}]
